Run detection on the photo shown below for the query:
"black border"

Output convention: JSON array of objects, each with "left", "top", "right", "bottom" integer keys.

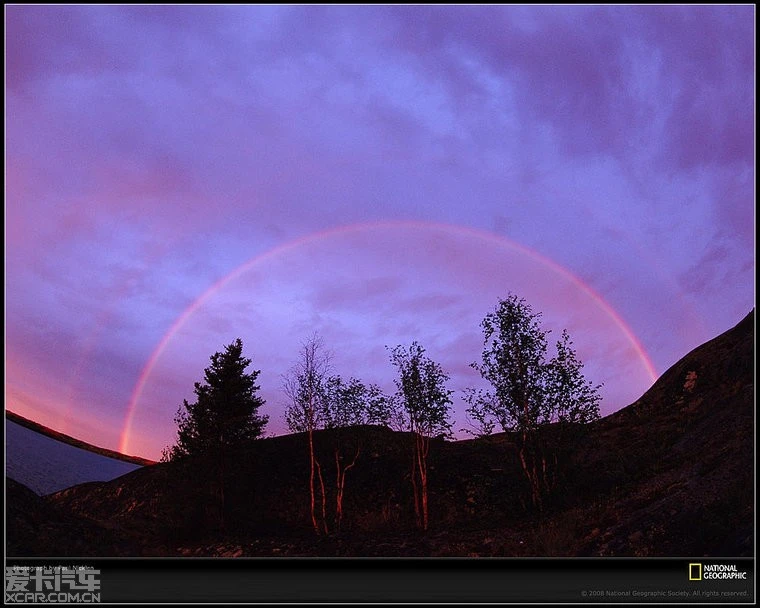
[{"left": 5, "top": 557, "right": 756, "bottom": 604}]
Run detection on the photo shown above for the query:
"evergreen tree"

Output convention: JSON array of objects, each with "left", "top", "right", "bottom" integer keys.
[{"left": 165, "top": 338, "right": 268, "bottom": 461}]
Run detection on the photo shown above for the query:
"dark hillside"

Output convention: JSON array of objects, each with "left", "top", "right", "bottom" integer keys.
[
  {"left": 7, "top": 310, "right": 754, "bottom": 557},
  {"left": 6, "top": 478, "right": 141, "bottom": 556},
  {"left": 571, "top": 310, "right": 754, "bottom": 556},
  {"left": 47, "top": 425, "right": 526, "bottom": 553}
]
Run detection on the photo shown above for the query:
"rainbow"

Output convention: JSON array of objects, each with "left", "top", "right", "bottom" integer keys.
[{"left": 120, "top": 220, "right": 659, "bottom": 454}]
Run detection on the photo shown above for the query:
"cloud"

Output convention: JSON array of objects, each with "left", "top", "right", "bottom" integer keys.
[
  {"left": 5, "top": 6, "right": 752, "bottom": 458},
  {"left": 6, "top": 6, "right": 123, "bottom": 92}
]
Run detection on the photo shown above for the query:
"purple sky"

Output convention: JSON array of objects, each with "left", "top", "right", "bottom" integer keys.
[{"left": 6, "top": 5, "right": 754, "bottom": 460}]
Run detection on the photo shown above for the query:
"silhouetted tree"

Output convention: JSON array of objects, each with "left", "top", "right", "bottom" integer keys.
[
  {"left": 283, "top": 334, "right": 331, "bottom": 535},
  {"left": 164, "top": 338, "right": 268, "bottom": 529},
  {"left": 465, "top": 294, "right": 601, "bottom": 510},
  {"left": 285, "top": 335, "right": 394, "bottom": 534},
  {"left": 165, "top": 338, "right": 268, "bottom": 459},
  {"left": 322, "top": 376, "right": 393, "bottom": 532},
  {"left": 389, "top": 342, "right": 453, "bottom": 531}
]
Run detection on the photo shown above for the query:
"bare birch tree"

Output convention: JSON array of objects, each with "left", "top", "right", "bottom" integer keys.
[
  {"left": 322, "top": 377, "right": 392, "bottom": 532},
  {"left": 283, "top": 334, "right": 331, "bottom": 535}
]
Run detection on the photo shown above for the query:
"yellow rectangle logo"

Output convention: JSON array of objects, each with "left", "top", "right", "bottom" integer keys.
[{"left": 689, "top": 563, "right": 702, "bottom": 580}]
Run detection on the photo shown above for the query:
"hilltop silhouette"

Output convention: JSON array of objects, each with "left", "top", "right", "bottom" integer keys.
[{"left": 6, "top": 310, "right": 754, "bottom": 557}]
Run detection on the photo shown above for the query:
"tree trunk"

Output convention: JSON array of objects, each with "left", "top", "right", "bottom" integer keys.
[
  {"left": 412, "top": 432, "right": 430, "bottom": 531},
  {"left": 308, "top": 428, "right": 319, "bottom": 534},
  {"left": 410, "top": 444, "right": 421, "bottom": 528},
  {"left": 334, "top": 442, "right": 360, "bottom": 533},
  {"left": 519, "top": 397, "right": 542, "bottom": 510},
  {"left": 419, "top": 434, "right": 429, "bottom": 531},
  {"left": 518, "top": 438, "right": 542, "bottom": 511},
  {"left": 219, "top": 450, "right": 226, "bottom": 533},
  {"left": 316, "top": 457, "right": 328, "bottom": 535},
  {"left": 334, "top": 448, "right": 343, "bottom": 531},
  {"left": 531, "top": 459, "right": 542, "bottom": 511}
]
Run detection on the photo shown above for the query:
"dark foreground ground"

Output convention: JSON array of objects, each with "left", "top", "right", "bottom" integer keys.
[{"left": 7, "top": 310, "right": 754, "bottom": 557}]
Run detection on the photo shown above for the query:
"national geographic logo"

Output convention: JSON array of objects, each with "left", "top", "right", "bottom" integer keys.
[{"left": 689, "top": 563, "right": 748, "bottom": 581}]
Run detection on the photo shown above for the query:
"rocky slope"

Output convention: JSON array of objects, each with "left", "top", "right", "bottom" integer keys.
[
  {"left": 574, "top": 309, "right": 754, "bottom": 557},
  {"left": 6, "top": 478, "right": 141, "bottom": 556}
]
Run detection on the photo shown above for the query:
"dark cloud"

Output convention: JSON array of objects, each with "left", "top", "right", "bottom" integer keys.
[{"left": 6, "top": 6, "right": 118, "bottom": 91}]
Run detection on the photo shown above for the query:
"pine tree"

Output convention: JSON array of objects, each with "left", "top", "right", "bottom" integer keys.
[
  {"left": 166, "top": 338, "right": 268, "bottom": 461},
  {"left": 164, "top": 338, "right": 268, "bottom": 531}
]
